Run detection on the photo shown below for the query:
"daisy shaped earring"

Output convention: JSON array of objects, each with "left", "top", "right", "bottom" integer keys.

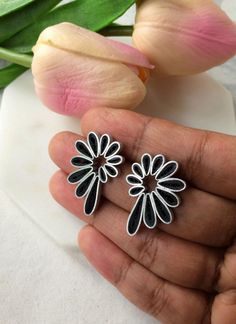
[
  {"left": 67, "top": 132, "right": 123, "bottom": 216},
  {"left": 126, "top": 154, "right": 186, "bottom": 236}
]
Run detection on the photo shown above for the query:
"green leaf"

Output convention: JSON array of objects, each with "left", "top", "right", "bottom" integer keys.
[
  {"left": 0, "top": 0, "right": 62, "bottom": 43},
  {"left": 0, "top": 63, "right": 27, "bottom": 88},
  {"left": 0, "top": 0, "right": 35, "bottom": 17},
  {"left": 3, "top": 0, "right": 135, "bottom": 53}
]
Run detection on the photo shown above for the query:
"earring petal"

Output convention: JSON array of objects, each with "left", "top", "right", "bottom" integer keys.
[
  {"left": 84, "top": 176, "right": 101, "bottom": 215},
  {"left": 127, "top": 194, "right": 145, "bottom": 236},
  {"left": 75, "top": 173, "right": 96, "bottom": 198},
  {"left": 152, "top": 191, "right": 173, "bottom": 224},
  {"left": 143, "top": 193, "right": 157, "bottom": 229}
]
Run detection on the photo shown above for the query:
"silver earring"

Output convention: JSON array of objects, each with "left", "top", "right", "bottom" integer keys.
[
  {"left": 126, "top": 154, "right": 186, "bottom": 236},
  {"left": 67, "top": 132, "right": 123, "bottom": 216}
]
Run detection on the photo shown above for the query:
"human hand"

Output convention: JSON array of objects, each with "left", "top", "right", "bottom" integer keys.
[{"left": 49, "top": 108, "right": 236, "bottom": 324}]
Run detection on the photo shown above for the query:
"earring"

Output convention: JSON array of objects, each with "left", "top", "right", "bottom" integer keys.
[
  {"left": 126, "top": 154, "right": 186, "bottom": 236},
  {"left": 67, "top": 132, "right": 123, "bottom": 216}
]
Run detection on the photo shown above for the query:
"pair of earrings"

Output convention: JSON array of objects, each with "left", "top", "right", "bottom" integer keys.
[{"left": 67, "top": 132, "right": 186, "bottom": 236}]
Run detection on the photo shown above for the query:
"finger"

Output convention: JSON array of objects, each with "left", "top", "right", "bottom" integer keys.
[
  {"left": 216, "top": 241, "right": 236, "bottom": 292},
  {"left": 50, "top": 170, "right": 222, "bottom": 292},
  {"left": 78, "top": 225, "right": 211, "bottom": 324},
  {"left": 81, "top": 108, "right": 236, "bottom": 200},
  {"left": 49, "top": 132, "right": 236, "bottom": 247},
  {"left": 212, "top": 290, "right": 236, "bottom": 324}
]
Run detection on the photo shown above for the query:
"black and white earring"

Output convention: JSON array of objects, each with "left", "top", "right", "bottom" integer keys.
[
  {"left": 67, "top": 132, "right": 123, "bottom": 216},
  {"left": 126, "top": 154, "right": 186, "bottom": 236}
]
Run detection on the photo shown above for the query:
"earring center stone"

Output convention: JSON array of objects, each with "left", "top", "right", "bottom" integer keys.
[
  {"left": 92, "top": 156, "right": 107, "bottom": 172},
  {"left": 143, "top": 175, "right": 157, "bottom": 193}
]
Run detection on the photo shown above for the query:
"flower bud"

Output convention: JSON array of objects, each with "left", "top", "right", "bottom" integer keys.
[
  {"left": 133, "top": 0, "right": 236, "bottom": 75},
  {"left": 32, "top": 23, "right": 153, "bottom": 116}
]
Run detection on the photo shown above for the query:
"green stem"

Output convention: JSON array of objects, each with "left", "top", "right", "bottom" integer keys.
[
  {"left": 0, "top": 47, "right": 32, "bottom": 67},
  {"left": 99, "top": 25, "right": 133, "bottom": 37}
]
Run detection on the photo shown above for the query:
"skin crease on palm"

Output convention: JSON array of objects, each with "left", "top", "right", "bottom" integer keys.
[{"left": 48, "top": 108, "right": 236, "bottom": 324}]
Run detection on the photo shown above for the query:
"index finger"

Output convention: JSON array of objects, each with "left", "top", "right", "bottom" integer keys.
[{"left": 81, "top": 108, "right": 236, "bottom": 200}]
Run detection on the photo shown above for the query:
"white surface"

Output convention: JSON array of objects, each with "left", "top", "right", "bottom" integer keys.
[{"left": 0, "top": 1, "right": 236, "bottom": 324}]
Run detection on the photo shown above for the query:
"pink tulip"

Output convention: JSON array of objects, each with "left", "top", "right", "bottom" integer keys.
[
  {"left": 32, "top": 23, "right": 153, "bottom": 117},
  {"left": 133, "top": 0, "right": 236, "bottom": 75}
]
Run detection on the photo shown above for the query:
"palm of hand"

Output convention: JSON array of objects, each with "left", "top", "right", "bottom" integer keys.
[{"left": 49, "top": 108, "right": 236, "bottom": 324}]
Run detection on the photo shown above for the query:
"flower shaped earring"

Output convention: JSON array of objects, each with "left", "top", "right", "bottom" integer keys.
[
  {"left": 126, "top": 154, "right": 186, "bottom": 236},
  {"left": 67, "top": 132, "right": 123, "bottom": 215}
]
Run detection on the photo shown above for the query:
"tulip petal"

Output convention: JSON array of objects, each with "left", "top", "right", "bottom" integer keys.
[
  {"left": 133, "top": 0, "right": 236, "bottom": 75},
  {"left": 32, "top": 44, "right": 146, "bottom": 116},
  {"left": 34, "top": 22, "right": 153, "bottom": 69}
]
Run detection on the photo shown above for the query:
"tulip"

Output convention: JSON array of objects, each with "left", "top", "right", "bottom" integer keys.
[
  {"left": 133, "top": 0, "right": 236, "bottom": 75},
  {"left": 32, "top": 23, "right": 153, "bottom": 117}
]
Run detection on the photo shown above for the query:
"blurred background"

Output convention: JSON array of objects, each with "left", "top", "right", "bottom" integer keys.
[{"left": 0, "top": 0, "right": 235, "bottom": 111}]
